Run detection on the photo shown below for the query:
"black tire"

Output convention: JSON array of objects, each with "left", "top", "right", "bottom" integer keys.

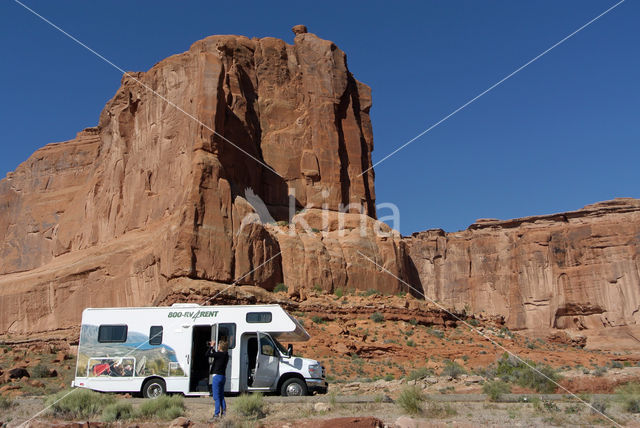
[
  {"left": 280, "top": 378, "right": 308, "bottom": 396},
  {"left": 142, "top": 378, "right": 166, "bottom": 399}
]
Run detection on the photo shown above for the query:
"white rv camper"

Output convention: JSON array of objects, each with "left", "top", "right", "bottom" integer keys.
[{"left": 72, "top": 304, "right": 327, "bottom": 398}]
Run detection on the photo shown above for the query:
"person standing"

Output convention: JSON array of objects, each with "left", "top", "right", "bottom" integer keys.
[{"left": 207, "top": 340, "right": 229, "bottom": 419}]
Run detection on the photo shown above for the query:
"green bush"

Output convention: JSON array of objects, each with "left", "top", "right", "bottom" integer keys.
[
  {"left": 0, "top": 395, "right": 13, "bottom": 410},
  {"left": 32, "top": 364, "right": 52, "bottom": 378},
  {"left": 590, "top": 398, "right": 609, "bottom": 415},
  {"left": 406, "top": 339, "right": 415, "bottom": 347},
  {"left": 440, "top": 360, "right": 466, "bottom": 379},
  {"left": 361, "top": 288, "right": 379, "bottom": 297},
  {"left": 396, "top": 385, "right": 425, "bottom": 415},
  {"left": 611, "top": 360, "right": 623, "bottom": 369},
  {"left": 47, "top": 389, "right": 115, "bottom": 418},
  {"left": 232, "top": 393, "right": 265, "bottom": 419},
  {"left": 273, "top": 283, "right": 287, "bottom": 293},
  {"left": 616, "top": 382, "right": 640, "bottom": 413},
  {"left": 427, "top": 328, "right": 444, "bottom": 339},
  {"left": 423, "top": 401, "right": 457, "bottom": 418},
  {"left": 495, "top": 355, "right": 560, "bottom": 393},
  {"left": 407, "top": 367, "right": 434, "bottom": 381},
  {"left": 593, "top": 365, "right": 607, "bottom": 377},
  {"left": 138, "top": 395, "right": 185, "bottom": 420},
  {"left": 483, "top": 380, "right": 511, "bottom": 401},
  {"left": 384, "top": 374, "right": 394, "bottom": 381},
  {"left": 311, "top": 315, "right": 325, "bottom": 324},
  {"left": 102, "top": 401, "right": 135, "bottom": 422},
  {"left": 334, "top": 287, "right": 344, "bottom": 298},
  {"left": 370, "top": 312, "right": 384, "bottom": 323}
]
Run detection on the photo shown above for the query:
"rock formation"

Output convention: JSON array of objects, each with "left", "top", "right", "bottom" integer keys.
[
  {"left": 0, "top": 27, "right": 639, "bottom": 350},
  {"left": 405, "top": 198, "right": 640, "bottom": 340},
  {"left": 0, "top": 27, "right": 405, "bottom": 336}
]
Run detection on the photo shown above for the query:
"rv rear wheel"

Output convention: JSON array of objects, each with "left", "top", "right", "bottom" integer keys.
[
  {"left": 142, "top": 378, "right": 166, "bottom": 399},
  {"left": 280, "top": 378, "right": 308, "bottom": 396}
]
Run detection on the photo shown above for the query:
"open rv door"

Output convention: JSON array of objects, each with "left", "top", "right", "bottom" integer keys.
[{"left": 252, "top": 332, "right": 279, "bottom": 388}]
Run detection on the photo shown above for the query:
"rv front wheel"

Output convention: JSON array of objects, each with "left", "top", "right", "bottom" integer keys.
[
  {"left": 280, "top": 378, "right": 308, "bottom": 396},
  {"left": 142, "top": 378, "right": 166, "bottom": 399}
]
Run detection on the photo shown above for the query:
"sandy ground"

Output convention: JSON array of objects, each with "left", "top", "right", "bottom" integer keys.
[{"left": 3, "top": 394, "right": 640, "bottom": 427}]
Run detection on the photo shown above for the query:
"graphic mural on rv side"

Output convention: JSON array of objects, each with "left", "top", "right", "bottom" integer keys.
[{"left": 76, "top": 325, "right": 186, "bottom": 378}]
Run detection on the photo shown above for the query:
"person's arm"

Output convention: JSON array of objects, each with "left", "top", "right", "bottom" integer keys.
[{"left": 206, "top": 346, "right": 215, "bottom": 357}]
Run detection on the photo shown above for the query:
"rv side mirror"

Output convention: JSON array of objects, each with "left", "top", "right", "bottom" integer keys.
[{"left": 287, "top": 344, "right": 293, "bottom": 357}]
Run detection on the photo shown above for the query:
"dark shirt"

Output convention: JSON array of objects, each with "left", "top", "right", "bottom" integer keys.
[{"left": 206, "top": 347, "right": 229, "bottom": 375}]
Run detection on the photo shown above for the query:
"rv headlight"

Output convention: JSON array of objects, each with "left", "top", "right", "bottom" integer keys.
[{"left": 309, "top": 363, "right": 323, "bottom": 378}]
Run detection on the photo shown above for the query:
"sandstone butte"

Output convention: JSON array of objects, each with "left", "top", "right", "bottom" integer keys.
[{"left": 0, "top": 27, "right": 639, "bottom": 350}]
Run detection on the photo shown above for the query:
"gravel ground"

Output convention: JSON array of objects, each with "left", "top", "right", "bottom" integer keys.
[{"left": 3, "top": 393, "right": 640, "bottom": 427}]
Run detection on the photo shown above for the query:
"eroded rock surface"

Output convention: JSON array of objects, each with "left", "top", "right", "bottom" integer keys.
[
  {"left": 405, "top": 198, "right": 640, "bottom": 342},
  {"left": 0, "top": 28, "right": 400, "bottom": 336},
  {"left": 1, "top": 27, "right": 639, "bottom": 350}
]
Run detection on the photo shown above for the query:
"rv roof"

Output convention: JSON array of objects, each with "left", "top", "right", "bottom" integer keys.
[{"left": 83, "top": 304, "right": 282, "bottom": 311}]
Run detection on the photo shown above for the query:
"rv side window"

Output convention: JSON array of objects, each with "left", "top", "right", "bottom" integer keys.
[
  {"left": 98, "top": 325, "right": 128, "bottom": 343},
  {"left": 149, "top": 326, "right": 163, "bottom": 345},
  {"left": 218, "top": 323, "right": 236, "bottom": 349},
  {"left": 246, "top": 312, "right": 272, "bottom": 323}
]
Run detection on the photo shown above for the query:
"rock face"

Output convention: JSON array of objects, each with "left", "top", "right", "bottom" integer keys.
[
  {"left": 1, "top": 27, "right": 639, "bottom": 347},
  {"left": 405, "top": 198, "right": 640, "bottom": 336},
  {"left": 0, "top": 28, "right": 404, "bottom": 336}
]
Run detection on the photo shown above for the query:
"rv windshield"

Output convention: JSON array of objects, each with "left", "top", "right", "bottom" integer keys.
[{"left": 272, "top": 336, "right": 289, "bottom": 356}]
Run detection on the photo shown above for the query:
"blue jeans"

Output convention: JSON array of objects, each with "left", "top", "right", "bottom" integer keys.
[{"left": 211, "top": 374, "right": 226, "bottom": 416}]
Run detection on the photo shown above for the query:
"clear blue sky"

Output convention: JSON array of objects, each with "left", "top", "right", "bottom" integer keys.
[{"left": 1, "top": 1, "right": 638, "bottom": 234}]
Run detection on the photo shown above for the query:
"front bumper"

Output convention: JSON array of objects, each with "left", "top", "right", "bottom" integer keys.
[{"left": 305, "top": 378, "right": 328, "bottom": 394}]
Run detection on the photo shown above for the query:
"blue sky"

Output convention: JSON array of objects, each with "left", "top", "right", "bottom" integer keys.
[{"left": 1, "top": 1, "right": 638, "bottom": 234}]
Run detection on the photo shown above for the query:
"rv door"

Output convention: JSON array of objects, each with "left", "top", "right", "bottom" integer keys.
[{"left": 252, "top": 332, "right": 279, "bottom": 388}]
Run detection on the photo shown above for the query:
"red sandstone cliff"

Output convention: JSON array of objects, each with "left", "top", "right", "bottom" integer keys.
[
  {"left": 0, "top": 27, "right": 638, "bottom": 350},
  {"left": 405, "top": 198, "right": 640, "bottom": 347},
  {"left": 0, "top": 27, "right": 407, "bottom": 335}
]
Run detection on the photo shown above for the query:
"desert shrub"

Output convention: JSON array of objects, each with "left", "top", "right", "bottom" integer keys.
[
  {"left": 232, "top": 393, "right": 265, "bottom": 419},
  {"left": 361, "top": 288, "right": 379, "bottom": 297},
  {"left": 334, "top": 287, "right": 344, "bottom": 298},
  {"left": 312, "top": 284, "right": 323, "bottom": 293},
  {"left": 593, "top": 365, "right": 608, "bottom": 377},
  {"left": 32, "top": 364, "right": 51, "bottom": 378},
  {"left": 495, "top": 354, "right": 560, "bottom": 393},
  {"left": 138, "top": 395, "right": 185, "bottom": 420},
  {"left": 616, "top": 382, "right": 640, "bottom": 413},
  {"left": 396, "top": 385, "right": 425, "bottom": 415},
  {"left": 611, "top": 360, "right": 623, "bottom": 369},
  {"left": 47, "top": 389, "right": 115, "bottom": 418},
  {"left": 406, "top": 339, "right": 415, "bottom": 347},
  {"left": 0, "top": 395, "right": 13, "bottom": 409},
  {"left": 468, "top": 319, "right": 479, "bottom": 327},
  {"left": 483, "top": 380, "right": 511, "bottom": 401},
  {"left": 424, "top": 401, "right": 457, "bottom": 418},
  {"left": 426, "top": 328, "right": 444, "bottom": 339},
  {"left": 384, "top": 374, "right": 394, "bottom": 381},
  {"left": 590, "top": 398, "right": 609, "bottom": 415},
  {"left": 273, "top": 283, "right": 287, "bottom": 293},
  {"left": 440, "top": 360, "right": 466, "bottom": 379},
  {"left": 370, "top": 312, "right": 384, "bottom": 323},
  {"left": 407, "top": 367, "right": 434, "bottom": 381},
  {"left": 102, "top": 401, "right": 135, "bottom": 422},
  {"left": 311, "top": 315, "right": 325, "bottom": 324}
]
